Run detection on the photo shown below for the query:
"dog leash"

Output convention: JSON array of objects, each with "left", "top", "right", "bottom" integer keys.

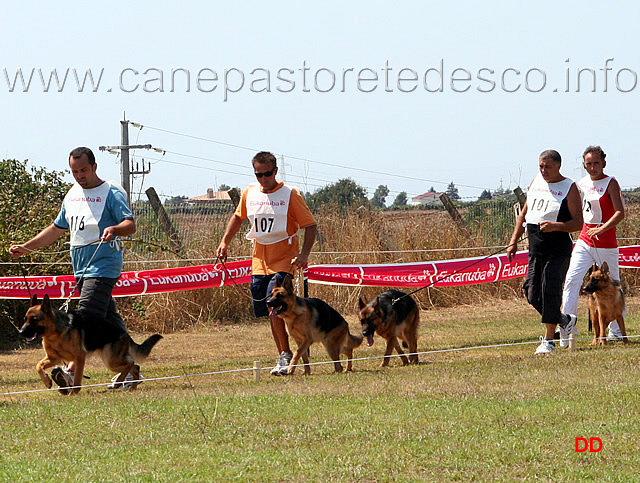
[
  {"left": 17, "top": 260, "right": 33, "bottom": 300},
  {"left": 216, "top": 256, "right": 298, "bottom": 303},
  {"left": 60, "top": 239, "right": 105, "bottom": 312},
  {"left": 13, "top": 238, "right": 103, "bottom": 256},
  {"left": 391, "top": 235, "right": 529, "bottom": 305}
]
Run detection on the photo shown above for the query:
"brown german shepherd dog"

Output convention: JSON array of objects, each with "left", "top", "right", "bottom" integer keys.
[
  {"left": 582, "top": 262, "right": 628, "bottom": 345},
  {"left": 359, "top": 289, "right": 420, "bottom": 366},
  {"left": 266, "top": 275, "right": 363, "bottom": 375},
  {"left": 19, "top": 294, "right": 162, "bottom": 394}
]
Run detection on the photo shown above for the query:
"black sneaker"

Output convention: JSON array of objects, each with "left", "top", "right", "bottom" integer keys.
[{"left": 51, "top": 366, "right": 73, "bottom": 395}]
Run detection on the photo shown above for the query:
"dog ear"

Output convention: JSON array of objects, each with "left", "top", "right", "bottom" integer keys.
[
  {"left": 282, "top": 274, "right": 294, "bottom": 293},
  {"left": 601, "top": 261, "right": 609, "bottom": 274},
  {"left": 586, "top": 264, "right": 596, "bottom": 277},
  {"left": 358, "top": 297, "right": 366, "bottom": 310},
  {"left": 30, "top": 293, "right": 39, "bottom": 306},
  {"left": 41, "top": 294, "right": 51, "bottom": 313},
  {"left": 374, "top": 300, "right": 385, "bottom": 317}
]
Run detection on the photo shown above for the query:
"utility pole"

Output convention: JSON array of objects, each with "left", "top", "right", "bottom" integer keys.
[
  {"left": 120, "top": 119, "right": 131, "bottom": 201},
  {"left": 99, "top": 116, "right": 161, "bottom": 205},
  {"left": 279, "top": 155, "right": 285, "bottom": 182}
]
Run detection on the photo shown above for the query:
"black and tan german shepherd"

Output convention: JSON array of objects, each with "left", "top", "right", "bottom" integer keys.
[
  {"left": 266, "top": 275, "right": 363, "bottom": 375},
  {"left": 582, "top": 262, "right": 628, "bottom": 345},
  {"left": 358, "top": 289, "right": 420, "bottom": 366},
  {"left": 19, "top": 294, "right": 162, "bottom": 394}
]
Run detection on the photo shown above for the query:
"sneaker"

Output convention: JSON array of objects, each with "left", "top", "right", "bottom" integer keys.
[
  {"left": 51, "top": 366, "right": 74, "bottom": 395},
  {"left": 535, "top": 337, "right": 556, "bottom": 354},
  {"left": 558, "top": 314, "right": 577, "bottom": 349},
  {"left": 278, "top": 350, "right": 293, "bottom": 376},
  {"left": 607, "top": 321, "right": 623, "bottom": 341},
  {"left": 107, "top": 372, "right": 143, "bottom": 390},
  {"left": 270, "top": 352, "right": 284, "bottom": 376}
]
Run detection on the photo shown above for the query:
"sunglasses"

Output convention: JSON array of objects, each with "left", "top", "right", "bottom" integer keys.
[{"left": 254, "top": 168, "right": 276, "bottom": 178}]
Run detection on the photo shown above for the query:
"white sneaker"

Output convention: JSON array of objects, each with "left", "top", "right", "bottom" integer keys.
[
  {"left": 270, "top": 351, "right": 293, "bottom": 376},
  {"left": 270, "top": 353, "right": 283, "bottom": 376},
  {"left": 607, "top": 321, "right": 623, "bottom": 341},
  {"left": 107, "top": 372, "right": 143, "bottom": 390},
  {"left": 278, "top": 350, "right": 293, "bottom": 376},
  {"left": 535, "top": 337, "right": 555, "bottom": 354},
  {"left": 559, "top": 314, "right": 577, "bottom": 349}
]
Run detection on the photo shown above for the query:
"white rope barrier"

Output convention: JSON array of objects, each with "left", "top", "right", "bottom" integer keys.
[
  {"left": 0, "top": 246, "right": 504, "bottom": 266},
  {"left": 4, "top": 240, "right": 640, "bottom": 266},
  {"left": 2, "top": 333, "right": 638, "bottom": 397}
]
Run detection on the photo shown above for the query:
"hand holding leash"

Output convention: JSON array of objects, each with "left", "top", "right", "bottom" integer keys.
[
  {"left": 216, "top": 243, "right": 228, "bottom": 261},
  {"left": 291, "top": 253, "right": 308, "bottom": 269},
  {"left": 8, "top": 244, "right": 28, "bottom": 258},
  {"left": 100, "top": 226, "right": 118, "bottom": 242},
  {"left": 586, "top": 226, "right": 601, "bottom": 240}
]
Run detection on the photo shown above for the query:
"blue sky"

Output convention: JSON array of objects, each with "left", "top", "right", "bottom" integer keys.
[{"left": 2, "top": 2, "right": 639, "bottom": 203}]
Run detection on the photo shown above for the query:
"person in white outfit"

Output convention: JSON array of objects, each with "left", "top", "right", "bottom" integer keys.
[{"left": 559, "top": 145, "right": 625, "bottom": 348}]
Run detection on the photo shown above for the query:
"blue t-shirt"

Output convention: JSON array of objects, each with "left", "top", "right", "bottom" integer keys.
[{"left": 54, "top": 181, "right": 133, "bottom": 278}]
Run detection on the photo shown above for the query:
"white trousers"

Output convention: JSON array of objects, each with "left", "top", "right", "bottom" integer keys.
[{"left": 561, "top": 239, "right": 620, "bottom": 323}]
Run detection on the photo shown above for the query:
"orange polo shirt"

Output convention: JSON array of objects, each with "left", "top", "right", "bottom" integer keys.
[{"left": 235, "top": 181, "right": 316, "bottom": 275}]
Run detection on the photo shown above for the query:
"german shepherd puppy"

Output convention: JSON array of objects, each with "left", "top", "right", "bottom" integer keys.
[
  {"left": 266, "top": 275, "right": 363, "bottom": 375},
  {"left": 358, "top": 289, "right": 420, "bottom": 366},
  {"left": 19, "top": 294, "right": 162, "bottom": 394},
  {"left": 582, "top": 262, "right": 628, "bottom": 345}
]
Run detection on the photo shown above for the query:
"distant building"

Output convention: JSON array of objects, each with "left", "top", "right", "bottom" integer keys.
[
  {"left": 411, "top": 191, "right": 442, "bottom": 206},
  {"left": 186, "top": 188, "right": 233, "bottom": 206}
]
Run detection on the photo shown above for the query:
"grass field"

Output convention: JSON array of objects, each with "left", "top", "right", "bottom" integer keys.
[{"left": 2, "top": 296, "right": 640, "bottom": 481}]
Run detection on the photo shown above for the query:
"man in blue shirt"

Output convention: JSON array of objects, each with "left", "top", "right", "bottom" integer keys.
[{"left": 10, "top": 147, "right": 136, "bottom": 393}]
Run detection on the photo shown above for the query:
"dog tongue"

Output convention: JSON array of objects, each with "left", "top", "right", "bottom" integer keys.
[{"left": 366, "top": 335, "right": 374, "bottom": 347}]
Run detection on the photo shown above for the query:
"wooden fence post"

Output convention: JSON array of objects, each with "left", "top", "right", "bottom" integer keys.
[
  {"left": 513, "top": 186, "right": 526, "bottom": 209},
  {"left": 145, "top": 187, "right": 184, "bottom": 254},
  {"left": 227, "top": 188, "right": 240, "bottom": 208},
  {"left": 438, "top": 193, "right": 473, "bottom": 239}
]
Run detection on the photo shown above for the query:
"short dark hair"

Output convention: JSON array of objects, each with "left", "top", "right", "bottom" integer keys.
[
  {"left": 69, "top": 147, "right": 96, "bottom": 165},
  {"left": 539, "top": 149, "right": 562, "bottom": 164},
  {"left": 252, "top": 151, "right": 277, "bottom": 169},
  {"left": 583, "top": 145, "right": 606, "bottom": 162}
]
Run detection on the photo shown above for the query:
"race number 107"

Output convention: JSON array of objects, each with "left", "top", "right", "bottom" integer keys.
[{"left": 255, "top": 216, "right": 274, "bottom": 233}]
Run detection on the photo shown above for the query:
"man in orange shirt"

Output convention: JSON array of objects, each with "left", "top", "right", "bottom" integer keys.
[{"left": 217, "top": 152, "right": 317, "bottom": 375}]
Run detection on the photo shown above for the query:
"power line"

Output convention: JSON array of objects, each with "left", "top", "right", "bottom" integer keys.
[
  {"left": 144, "top": 153, "right": 419, "bottom": 198},
  {"left": 136, "top": 122, "right": 487, "bottom": 191}
]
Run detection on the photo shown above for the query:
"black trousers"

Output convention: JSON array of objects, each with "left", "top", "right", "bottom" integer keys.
[
  {"left": 75, "top": 277, "right": 127, "bottom": 332},
  {"left": 524, "top": 224, "right": 572, "bottom": 325}
]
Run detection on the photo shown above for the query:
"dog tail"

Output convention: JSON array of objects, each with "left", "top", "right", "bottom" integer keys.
[
  {"left": 346, "top": 332, "right": 364, "bottom": 349},
  {"left": 132, "top": 334, "right": 163, "bottom": 362}
]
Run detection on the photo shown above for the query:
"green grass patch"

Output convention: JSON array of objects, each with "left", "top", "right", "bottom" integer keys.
[{"left": 2, "top": 298, "right": 640, "bottom": 481}]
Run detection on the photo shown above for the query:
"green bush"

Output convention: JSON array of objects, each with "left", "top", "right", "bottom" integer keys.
[{"left": 0, "top": 159, "right": 70, "bottom": 349}]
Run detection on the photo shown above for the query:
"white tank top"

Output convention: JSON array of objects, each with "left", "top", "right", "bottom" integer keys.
[
  {"left": 64, "top": 181, "right": 112, "bottom": 246},
  {"left": 525, "top": 173, "right": 574, "bottom": 224},
  {"left": 245, "top": 183, "right": 294, "bottom": 245},
  {"left": 579, "top": 175, "right": 612, "bottom": 225}
]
